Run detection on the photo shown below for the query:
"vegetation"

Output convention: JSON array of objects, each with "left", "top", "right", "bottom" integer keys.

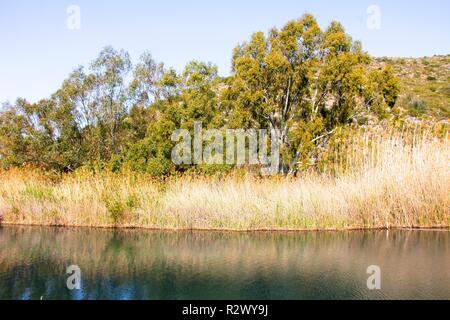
[
  {"left": 0, "top": 14, "right": 401, "bottom": 175},
  {"left": 1, "top": 127, "right": 448, "bottom": 230},
  {"left": 373, "top": 55, "right": 450, "bottom": 119},
  {"left": 0, "top": 14, "right": 448, "bottom": 230}
]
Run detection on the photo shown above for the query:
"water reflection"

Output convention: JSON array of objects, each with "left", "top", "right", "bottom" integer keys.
[{"left": 0, "top": 226, "right": 449, "bottom": 300}]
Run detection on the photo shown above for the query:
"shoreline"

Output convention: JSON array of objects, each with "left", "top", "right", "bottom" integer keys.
[{"left": 2, "top": 221, "right": 449, "bottom": 233}]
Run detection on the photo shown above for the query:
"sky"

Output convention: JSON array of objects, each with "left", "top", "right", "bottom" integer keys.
[{"left": 1, "top": 0, "right": 449, "bottom": 103}]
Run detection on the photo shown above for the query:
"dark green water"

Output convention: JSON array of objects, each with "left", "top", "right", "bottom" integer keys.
[{"left": 0, "top": 226, "right": 449, "bottom": 300}]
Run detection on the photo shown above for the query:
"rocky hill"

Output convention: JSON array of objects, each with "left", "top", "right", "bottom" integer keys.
[{"left": 373, "top": 55, "right": 450, "bottom": 119}]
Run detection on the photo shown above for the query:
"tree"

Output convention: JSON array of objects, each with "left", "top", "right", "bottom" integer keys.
[
  {"left": 223, "top": 14, "right": 399, "bottom": 174},
  {"left": 122, "top": 60, "right": 222, "bottom": 175},
  {"left": 129, "top": 52, "right": 165, "bottom": 107},
  {"left": 0, "top": 102, "right": 31, "bottom": 168},
  {"left": 0, "top": 15, "right": 400, "bottom": 176},
  {"left": 90, "top": 47, "right": 132, "bottom": 157}
]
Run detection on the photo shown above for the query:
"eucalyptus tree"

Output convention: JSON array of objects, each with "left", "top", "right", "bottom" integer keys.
[
  {"left": 123, "top": 60, "right": 223, "bottom": 175},
  {"left": 0, "top": 15, "right": 400, "bottom": 175},
  {"left": 90, "top": 46, "right": 132, "bottom": 158},
  {"left": 224, "top": 14, "right": 399, "bottom": 174},
  {"left": 129, "top": 51, "right": 165, "bottom": 107},
  {"left": 0, "top": 102, "right": 31, "bottom": 168}
]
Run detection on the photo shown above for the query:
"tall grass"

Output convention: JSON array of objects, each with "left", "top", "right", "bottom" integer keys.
[{"left": 0, "top": 128, "right": 448, "bottom": 231}]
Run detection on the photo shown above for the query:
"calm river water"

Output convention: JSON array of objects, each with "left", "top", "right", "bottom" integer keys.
[{"left": 0, "top": 226, "right": 449, "bottom": 300}]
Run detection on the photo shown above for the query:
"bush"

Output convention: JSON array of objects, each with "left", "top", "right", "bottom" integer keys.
[
  {"left": 146, "top": 156, "right": 174, "bottom": 177},
  {"left": 107, "top": 201, "right": 125, "bottom": 224},
  {"left": 23, "top": 185, "right": 56, "bottom": 202},
  {"left": 409, "top": 100, "right": 427, "bottom": 117},
  {"left": 189, "top": 164, "right": 235, "bottom": 177}
]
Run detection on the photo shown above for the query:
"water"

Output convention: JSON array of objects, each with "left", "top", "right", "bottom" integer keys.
[{"left": 0, "top": 226, "right": 449, "bottom": 300}]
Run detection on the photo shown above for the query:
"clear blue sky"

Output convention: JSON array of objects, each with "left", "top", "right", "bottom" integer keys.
[{"left": 1, "top": 0, "right": 449, "bottom": 103}]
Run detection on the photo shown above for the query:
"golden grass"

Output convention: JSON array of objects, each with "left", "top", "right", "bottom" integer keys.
[{"left": 0, "top": 129, "right": 449, "bottom": 231}]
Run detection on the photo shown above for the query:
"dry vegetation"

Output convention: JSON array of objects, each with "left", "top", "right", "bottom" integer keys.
[
  {"left": 373, "top": 55, "right": 450, "bottom": 118},
  {"left": 1, "top": 127, "right": 448, "bottom": 231}
]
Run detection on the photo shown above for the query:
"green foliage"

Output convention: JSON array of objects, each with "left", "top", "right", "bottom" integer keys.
[
  {"left": 189, "top": 164, "right": 234, "bottom": 177},
  {"left": 125, "top": 193, "right": 140, "bottom": 210},
  {"left": 23, "top": 185, "right": 56, "bottom": 202},
  {"left": 0, "top": 14, "right": 417, "bottom": 176},
  {"left": 101, "top": 191, "right": 126, "bottom": 224},
  {"left": 409, "top": 99, "right": 428, "bottom": 117},
  {"left": 106, "top": 200, "right": 125, "bottom": 225},
  {"left": 223, "top": 14, "right": 399, "bottom": 173},
  {"left": 373, "top": 55, "right": 450, "bottom": 118},
  {"left": 146, "top": 156, "right": 174, "bottom": 177}
]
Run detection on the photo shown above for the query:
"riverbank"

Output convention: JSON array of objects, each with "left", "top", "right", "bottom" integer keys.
[
  {"left": 0, "top": 132, "right": 449, "bottom": 231},
  {"left": 1, "top": 222, "right": 449, "bottom": 233}
]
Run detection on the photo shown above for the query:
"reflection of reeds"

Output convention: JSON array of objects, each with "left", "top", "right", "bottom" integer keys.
[
  {"left": 1, "top": 227, "right": 449, "bottom": 299},
  {"left": 0, "top": 130, "right": 449, "bottom": 230},
  {"left": 1, "top": 227, "right": 449, "bottom": 278}
]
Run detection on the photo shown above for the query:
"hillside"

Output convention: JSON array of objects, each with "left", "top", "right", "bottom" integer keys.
[{"left": 373, "top": 55, "right": 450, "bottom": 119}]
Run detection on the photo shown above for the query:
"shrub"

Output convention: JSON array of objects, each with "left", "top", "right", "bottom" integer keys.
[
  {"left": 106, "top": 200, "right": 125, "bottom": 224},
  {"left": 23, "top": 185, "right": 56, "bottom": 202},
  {"left": 146, "top": 156, "right": 174, "bottom": 177},
  {"left": 409, "top": 100, "right": 427, "bottom": 117}
]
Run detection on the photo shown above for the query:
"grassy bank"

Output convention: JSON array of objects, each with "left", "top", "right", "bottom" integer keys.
[{"left": 0, "top": 129, "right": 448, "bottom": 231}]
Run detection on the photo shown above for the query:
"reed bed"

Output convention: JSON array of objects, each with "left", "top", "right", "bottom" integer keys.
[{"left": 0, "top": 129, "right": 448, "bottom": 231}]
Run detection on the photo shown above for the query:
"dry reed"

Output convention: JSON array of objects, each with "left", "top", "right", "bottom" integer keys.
[{"left": 0, "top": 129, "right": 448, "bottom": 231}]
